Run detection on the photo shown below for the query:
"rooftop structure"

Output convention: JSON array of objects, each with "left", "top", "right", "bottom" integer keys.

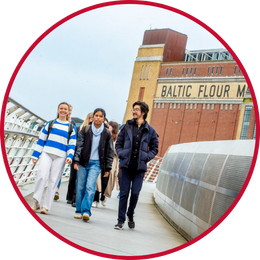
[{"left": 184, "top": 48, "right": 233, "bottom": 62}]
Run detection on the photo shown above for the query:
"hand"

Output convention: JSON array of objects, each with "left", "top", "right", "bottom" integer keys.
[
  {"left": 66, "top": 158, "right": 72, "bottom": 164},
  {"left": 103, "top": 171, "right": 110, "bottom": 177},
  {"left": 74, "top": 164, "right": 79, "bottom": 171},
  {"left": 32, "top": 159, "right": 37, "bottom": 165}
]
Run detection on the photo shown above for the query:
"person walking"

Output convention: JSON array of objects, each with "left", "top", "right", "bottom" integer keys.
[
  {"left": 73, "top": 108, "right": 114, "bottom": 221},
  {"left": 66, "top": 112, "right": 94, "bottom": 206},
  {"left": 55, "top": 104, "right": 76, "bottom": 201},
  {"left": 103, "top": 121, "right": 120, "bottom": 198},
  {"left": 30, "top": 102, "right": 77, "bottom": 214},
  {"left": 114, "top": 101, "right": 158, "bottom": 230},
  {"left": 92, "top": 117, "right": 110, "bottom": 208}
]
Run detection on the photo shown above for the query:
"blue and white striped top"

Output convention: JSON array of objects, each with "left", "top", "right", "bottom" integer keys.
[{"left": 32, "top": 119, "right": 77, "bottom": 161}]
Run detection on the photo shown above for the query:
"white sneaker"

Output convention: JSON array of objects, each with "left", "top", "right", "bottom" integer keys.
[
  {"left": 101, "top": 198, "right": 107, "bottom": 207},
  {"left": 31, "top": 200, "right": 40, "bottom": 212},
  {"left": 74, "top": 213, "right": 82, "bottom": 219},
  {"left": 92, "top": 201, "right": 98, "bottom": 208},
  {"left": 82, "top": 213, "right": 90, "bottom": 221},
  {"left": 40, "top": 207, "right": 48, "bottom": 214}
]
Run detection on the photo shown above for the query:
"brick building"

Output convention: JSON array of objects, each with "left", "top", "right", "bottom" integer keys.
[{"left": 124, "top": 28, "right": 256, "bottom": 157}]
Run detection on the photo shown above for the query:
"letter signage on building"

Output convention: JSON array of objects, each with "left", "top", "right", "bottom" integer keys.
[{"left": 157, "top": 83, "right": 248, "bottom": 99}]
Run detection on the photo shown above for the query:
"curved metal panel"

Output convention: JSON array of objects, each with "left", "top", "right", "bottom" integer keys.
[{"left": 154, "top": 140, "right": 254, "bottom": 240}]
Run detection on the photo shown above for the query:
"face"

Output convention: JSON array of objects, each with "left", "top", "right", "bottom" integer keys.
[
  {"left": 93, "top": 111, "right": 104, "bottom": 126},
  {"left": 132, "top": 105, "right": 145, "bottom": 120},
  {"left": 89, "top": 116, "right": 94, "bottom": 123},
  {"left": 68, "top": 106, "right": 73, "bottom": 116},
  {"left": 57, "top": 104, "right": 69, "bottom": 119}
]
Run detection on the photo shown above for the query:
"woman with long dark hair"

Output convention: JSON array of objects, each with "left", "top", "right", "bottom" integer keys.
[{"left": 73, "top": 108, "right": 114, "bottom": 221}]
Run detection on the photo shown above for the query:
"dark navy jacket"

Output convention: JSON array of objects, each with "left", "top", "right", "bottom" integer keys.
[{"left": 115, "top": 119, "right": 159, "bottom": 172}]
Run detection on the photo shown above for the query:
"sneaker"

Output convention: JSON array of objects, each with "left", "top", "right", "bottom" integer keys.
[
  {"left": 114, "top": 221, "right": 124, "bottom": 230},
  {"left": 101, "top": 198, "right": 107, "bottom": 207},
  {"left": 127, "top": 215, "right": 135, "bottom": 229},
  {"left": 31, "top": 200, "right": 40, "bottom": 212},
  {"left": 82, "top": 213, "right": 90, "bottom": 221},
  {"left": 54, "top": 192, "right": 59, "bottom": 200},
  {"left": 74, "top": 213, "right": 82, "bottom": 219},
  {"left": 40, "top": 207, "right": 48, "bottom": 214},
  {"left": 72, "top": 202, "right": 76, "bottom": 207},
  {"left": 92, "top": 201, "right": 98, "bottom": 208},
  {"left": 67, "top": 200, "right": 72, "bottom": 204}
]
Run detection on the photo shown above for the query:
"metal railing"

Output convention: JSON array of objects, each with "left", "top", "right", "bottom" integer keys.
[
  {"left": 4, "top": 97, "right": 70, "bottom": 187},
  {"left": 4, "top": 97, "right": 162, "bottom": 188},
  {"left": 144, "top": 156, "right": 163, "bottom": 183}
]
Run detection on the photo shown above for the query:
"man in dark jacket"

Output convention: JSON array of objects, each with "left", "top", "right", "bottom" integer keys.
[
  {"left": 114, "top": 101, "right": 158, "bottom": 230},
  {"left": 73, "top": 108, "right": 114, "bottom": 221}
]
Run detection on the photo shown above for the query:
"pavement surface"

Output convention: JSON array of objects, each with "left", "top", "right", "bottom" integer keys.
[{"left": 24, "top": 181, "right": 187, "bottom": 257}]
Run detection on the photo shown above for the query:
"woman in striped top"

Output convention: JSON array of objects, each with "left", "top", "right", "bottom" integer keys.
[{"left": 31, "top": 102, "right": 77, "bottom": 214}]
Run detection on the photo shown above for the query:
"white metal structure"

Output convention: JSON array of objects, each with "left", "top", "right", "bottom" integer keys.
[
  {"left": 4, "top": 97, "right": 70, "bottom": 187},
  {"left": 184, "top": 48, "right": 233, "bottom": 62}
]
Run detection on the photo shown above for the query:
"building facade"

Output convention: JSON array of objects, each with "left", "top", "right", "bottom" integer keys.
[{"left": 124, "top": 29, "right": 255, "bottom": 157}]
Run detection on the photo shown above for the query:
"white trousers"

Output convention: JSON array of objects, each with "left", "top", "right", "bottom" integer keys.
[{"left": 33, "top": 152, "right": 66, "bottom": 210}]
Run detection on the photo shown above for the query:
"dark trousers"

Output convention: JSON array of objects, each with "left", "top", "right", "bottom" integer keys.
[
  {"left": 66, "top": 163, "right": 77, "bottom": 203},
  {"left": 118, "top": 164, "right": 145, "bottom": 222},
  {"left": 118, "top": 167, "right": 122, "bottom": 187}
]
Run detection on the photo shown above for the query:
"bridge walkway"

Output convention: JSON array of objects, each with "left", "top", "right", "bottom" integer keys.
[{"left": 24, "top": 181, "right": 187, "bottom": 256}]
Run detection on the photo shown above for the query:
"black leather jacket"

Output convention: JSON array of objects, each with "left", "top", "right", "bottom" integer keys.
[{"left": 73, "top": 125, "right": 114, "bottom": 172}]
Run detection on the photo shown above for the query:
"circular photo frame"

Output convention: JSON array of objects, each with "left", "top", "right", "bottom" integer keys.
[{"left": 0, "top": 0, "right": 259, "bottom": 259}]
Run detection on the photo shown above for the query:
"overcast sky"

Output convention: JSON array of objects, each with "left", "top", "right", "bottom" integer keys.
[{"left": 9, "top": 4, "right": 224, "bottom": 124}]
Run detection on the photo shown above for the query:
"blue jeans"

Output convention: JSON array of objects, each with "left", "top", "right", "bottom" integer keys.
[
  {"left": 57, "top": 178, "right": 61, "bottom": 189},
  {"left": 75, "top": 160, "right": 101, "bottom": 216}
]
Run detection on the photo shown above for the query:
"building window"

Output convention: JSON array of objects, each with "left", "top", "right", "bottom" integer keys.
[
  {"left": 140, "top": 65, "right": 144, "bottom": 80},
  {"left": 240, "top": 106, "right": 252, "bottom": 139},
  {"left": 220, "top": 66, "right": 223, "bottom": 75},
  {"left": 182, "top": 68, "right": 185, "bottom": 76},
  {"left": 208, "top": 67, "right": 211, "bottom": 75},
  {"left": 253, "top": 123, "right": 256, "bottom": 139},
  {"left": 147, "top": 65, "right": 151, "bottom": 80},
  {"left": 170, "top": 68, "right": 173, "bottom": 76},
  {"left": 238, "top": 68, "right": 241, "bottom": 75},
  {"left": 211, "top": 67, "right": 215, "bottom": 75},
  {"left": 166, "top": 68, "right": 169, "bottom": 76},
  {"left": 234, "top": 66, "right": 238, "bottom": 74},
  {"left": 143, "top": 65, "right": 147, "bottom": 80},
  {"left": 194, "top": 67, "right": 197, "bottom": 76},
  {"left": 190, "top": 67, "right": 193, "bottom": 76},
  {"left": 216, "top": 67, "right": 219, "bottom": 75},
  {"left": 186, "top": 68, "right": 189, "bottom": 76}
]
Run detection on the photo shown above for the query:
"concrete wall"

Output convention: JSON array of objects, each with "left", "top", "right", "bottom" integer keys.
[{"left": 154, "top": 140, "right": 255, "bottom": 241}]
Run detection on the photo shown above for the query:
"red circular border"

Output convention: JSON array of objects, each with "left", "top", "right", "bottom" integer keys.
[{"left": 1, "top": 1, "right": 259, "bottom": 259}]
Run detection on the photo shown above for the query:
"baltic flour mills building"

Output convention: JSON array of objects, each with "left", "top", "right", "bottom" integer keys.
[{"left": 124, "top": 28, "right": 256, "bottom": 157}]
